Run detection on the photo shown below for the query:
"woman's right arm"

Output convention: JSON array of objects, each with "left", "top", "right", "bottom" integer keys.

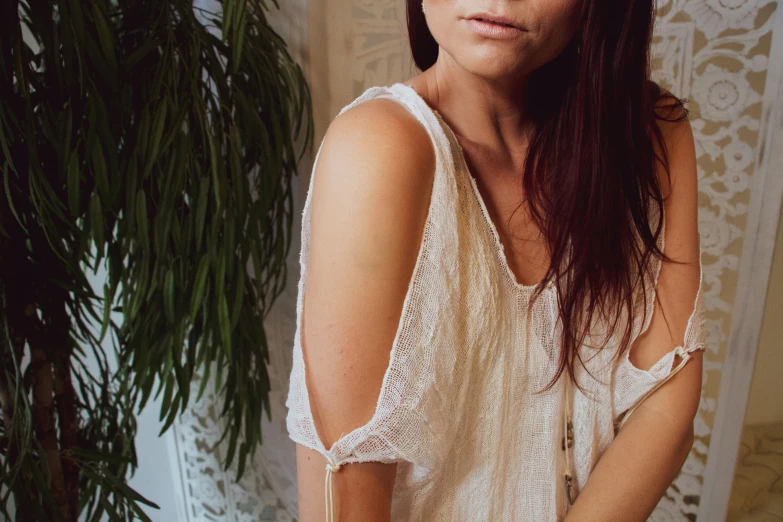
[{"left": 295, "top": 97, "right": 435, "bottom": 522}]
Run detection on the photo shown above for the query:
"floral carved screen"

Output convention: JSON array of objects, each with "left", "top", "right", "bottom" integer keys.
[{"left": 171, "top": 1, "right": 783, "bottom": 521}]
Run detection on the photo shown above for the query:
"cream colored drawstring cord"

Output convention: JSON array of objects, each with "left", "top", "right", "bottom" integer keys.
[
  {"left": 549, "top": 293, "right": 577, "bottom": 505},
  {"left": 325, "top": 458, "right": 342, "bottom": 522},
  {"left": 563, "top": 374, "right": 576, "bottom": 505}
]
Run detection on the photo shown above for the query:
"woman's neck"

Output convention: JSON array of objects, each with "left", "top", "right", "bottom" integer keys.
[{"left": 417, "top": 55, "right": 535, "bottom": 159}]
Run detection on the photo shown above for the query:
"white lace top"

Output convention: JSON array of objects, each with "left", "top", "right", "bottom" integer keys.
[{"left": 285, "top": 82, "right": 707, "bottom": 521}]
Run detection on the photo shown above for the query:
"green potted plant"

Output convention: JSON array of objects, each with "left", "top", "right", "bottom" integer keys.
[{"left": 0, "top": 0, "right": 312, "bottom": 520}]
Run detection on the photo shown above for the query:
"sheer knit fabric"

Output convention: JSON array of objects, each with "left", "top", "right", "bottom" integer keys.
[{"left": 285, "top": 82, "right": 707, "bottom": 521}]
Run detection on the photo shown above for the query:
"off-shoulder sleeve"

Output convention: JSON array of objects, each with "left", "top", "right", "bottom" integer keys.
[
  {"left": 611, "top": 237, "right": 708, "bottom": 431},
  {"left": 285, "top": 87, "right": 449, "bottom": 475},
  {"left": 285, "top": 85, "right": 462, "bottom": 521}
]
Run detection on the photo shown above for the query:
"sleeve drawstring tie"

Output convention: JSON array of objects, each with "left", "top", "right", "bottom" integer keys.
[{"left": 325, "top": 458, "right": 342, "bottom": 522}]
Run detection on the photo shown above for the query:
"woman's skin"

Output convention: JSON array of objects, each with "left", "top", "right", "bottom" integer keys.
[{"left": 295, "top": 1, "right": 702, "bottom": 520}]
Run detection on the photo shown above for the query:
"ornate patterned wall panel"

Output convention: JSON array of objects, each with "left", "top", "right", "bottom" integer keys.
[
  {"left": 171, "top": 1, "right": 783, "bottom": 521},
  {"left": 649, "top": 0, "right": 780, "bottom": 519}
]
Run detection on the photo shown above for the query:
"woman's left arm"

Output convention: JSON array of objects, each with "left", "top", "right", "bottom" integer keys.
[{"left": 564, "top": 105, "right": 703, "bottom": 522}]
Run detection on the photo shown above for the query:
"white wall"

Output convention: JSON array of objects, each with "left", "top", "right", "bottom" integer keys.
[{"left": 124, "top": 398, "right": 184, "bottom": 521}]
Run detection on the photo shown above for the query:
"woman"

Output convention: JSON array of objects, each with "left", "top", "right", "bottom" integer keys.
[{"left": 286, "top": 0, "right": 705, "bottom": 520}]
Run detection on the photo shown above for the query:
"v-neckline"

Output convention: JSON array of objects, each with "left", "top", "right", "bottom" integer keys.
[{"left": 391, "top": 82, "right": 554, "bottom": 294}]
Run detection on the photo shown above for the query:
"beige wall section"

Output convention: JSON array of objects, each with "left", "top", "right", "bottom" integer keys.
[{"left": 745, "top": 202, "right": 783, "bottom": 426}]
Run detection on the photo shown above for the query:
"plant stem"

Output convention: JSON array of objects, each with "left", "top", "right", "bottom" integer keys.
[
  {"left": 29, "top": 321, "right": 72, "bottom": 522},
  {"left": 51, "top": 294, "right": 79, "bottom": 522}
]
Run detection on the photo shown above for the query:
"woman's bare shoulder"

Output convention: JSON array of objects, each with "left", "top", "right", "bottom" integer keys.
[
  {"left": 650, "top": 84, "right": 695, "bottom": 200},
  {"left": 323, "top": 95, "right": 435, "bottom": 172},
  {"left": 310, "top": 96, "right": 437, "bottom": 263}
]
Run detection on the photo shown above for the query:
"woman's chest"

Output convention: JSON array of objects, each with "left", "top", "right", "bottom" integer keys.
[{"left": 463, "top": 152, "right": 551, "bottom": 288}]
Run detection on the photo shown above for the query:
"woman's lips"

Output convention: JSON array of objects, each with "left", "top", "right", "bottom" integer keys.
[{"left": 464, "top": 18, "right": 523, "bottom": 39}]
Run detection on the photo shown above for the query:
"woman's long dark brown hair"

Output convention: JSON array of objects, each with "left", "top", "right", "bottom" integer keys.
[{"left": 407, "top": 0, "right": 689, "bottom": 388}]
